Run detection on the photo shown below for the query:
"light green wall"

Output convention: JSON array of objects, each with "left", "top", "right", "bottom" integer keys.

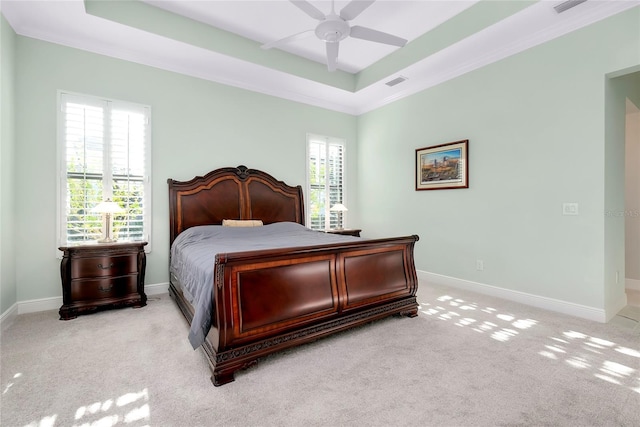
[
  {"left": 1, "top": 13, "right": 17, "bottom": 314},
  {"left": 5, "top": 7, "right": 640, "bottom": 318},
  {"left": 357, "top": 8, "right": 640, "bottom": 313},
  {"left": 13, "top": 37, "right": 357, "bottom": 302}
]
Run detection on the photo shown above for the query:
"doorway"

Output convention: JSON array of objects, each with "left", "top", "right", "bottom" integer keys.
[{"left": 625, "top": 98, "right": 640, "bottom": 307}]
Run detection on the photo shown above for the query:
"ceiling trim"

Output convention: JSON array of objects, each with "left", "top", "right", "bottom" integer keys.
[
  {"left": 84, "top": 0, "right": 357, "bottom": 91},
  {"left": 352, "top": 0, "right": 640, "bottom": 115},
  {"left": 3, "top": 0, "right": 639, "bottom": 116},
  {"left": 355, "top": 0, "right": 536, "bottom": 91}
]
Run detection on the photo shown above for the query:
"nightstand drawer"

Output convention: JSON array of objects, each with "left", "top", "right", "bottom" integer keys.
[
  {"left": 70, "top": 254, "right": 138, "bottom": 279},
  {"left": 70, "top": 275, "right": 138, "bottom": 301}
]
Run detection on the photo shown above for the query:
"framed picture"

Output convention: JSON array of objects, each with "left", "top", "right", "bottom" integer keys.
[{"left": 415, "top": 139, "right": 469, "bottom": 191}]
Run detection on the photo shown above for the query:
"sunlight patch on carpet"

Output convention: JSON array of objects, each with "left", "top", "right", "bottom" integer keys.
[
  {"left": 2, "top": 372, "right": 22, "bottom": 395},
  {"left": 544, "top": 330, "right": 639, "bottom": 394},
  {"left": 418, "top": 293, "right": 639, "bottom": 394},
  {"left": 71, "top": 388, "right": 149, "bottom": 427},
  {"left": 24, "top": 415, "right": 58, "bottom": 427},
  {"left": 418, "top": 294, "right": 537, "bottom": 342}
]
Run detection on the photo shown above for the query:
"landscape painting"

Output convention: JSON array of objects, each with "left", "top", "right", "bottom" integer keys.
[{"left": 415, "top": 140, "right": 469, "bottom": 190}]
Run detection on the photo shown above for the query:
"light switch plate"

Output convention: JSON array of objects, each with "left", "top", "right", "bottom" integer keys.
[{"left": 563, "top": 203, "right": 579, "bottom": 215}]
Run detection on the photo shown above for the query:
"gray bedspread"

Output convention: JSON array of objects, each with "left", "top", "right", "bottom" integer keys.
[{"left": 170, "top": 222, "right": 360, "bottom": 349}]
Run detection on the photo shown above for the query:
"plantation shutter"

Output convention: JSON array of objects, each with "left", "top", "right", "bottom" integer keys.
[
  {"left": 59, "top": 93, "right": 151, "bottom": 247},
  {"left": 307, "top": 134, "right": 346, "bottom": 230},
  {"left": 110, "top": 107, "right": 148, "bottom": 241},
  {"left": 327, "top": 142, "right": 344, "bottom": 229},
  {"left": 62, "top": 96, "right": 107, "bottom": 242}
]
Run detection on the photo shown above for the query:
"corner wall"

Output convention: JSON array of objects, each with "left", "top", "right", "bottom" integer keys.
[
  {"left": 1, "top": 13, "right": 17, "bottom": 316},
  {"left": 357, "top": 8, "right": 640, "bottom": 318}
]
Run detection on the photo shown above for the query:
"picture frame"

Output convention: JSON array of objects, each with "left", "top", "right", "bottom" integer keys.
[{"left": 415, "top": 139, "right": 469, "bottom": 191}]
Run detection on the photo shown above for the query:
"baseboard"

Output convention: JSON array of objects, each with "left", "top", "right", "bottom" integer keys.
[
  {"left": 18, "top": 296, "right": 61, "bottom": 315},
  {"left": 605, "top": 291, "right": 628, "bottom": 322},
  {"left": 626, "top": 278, "right": 640, "bottom": 291},
  {"left": 417, "top": 270, "right": 607, "bottom": 323},
  {"left": 1, "top": 282, "right": 171, "bottom": 320},
  {"left": 145, "top": 282, "right": 169, "bottom": 296},
  {"left": 6, "top": 275, "right": 622, "bottom": 325}
]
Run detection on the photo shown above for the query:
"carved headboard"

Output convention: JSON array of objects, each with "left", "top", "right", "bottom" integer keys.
[{"left": 167, "top": 165, "right": 305, "bottom": 244}]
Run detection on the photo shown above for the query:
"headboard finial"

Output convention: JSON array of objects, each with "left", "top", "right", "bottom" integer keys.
[{"left": 235, "top": 165, "right": 250, "bottom": 180}]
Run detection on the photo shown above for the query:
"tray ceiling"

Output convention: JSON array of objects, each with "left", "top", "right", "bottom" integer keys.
[{"left": 2, "top": 0, "right": 637, "bottom": 114}]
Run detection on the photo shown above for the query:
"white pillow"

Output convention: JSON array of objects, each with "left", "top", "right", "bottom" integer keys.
[{"left": 222, "top": 219, "right": 264, "bottom": 227}]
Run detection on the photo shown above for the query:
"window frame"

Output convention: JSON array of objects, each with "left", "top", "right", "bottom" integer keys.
[
  {"left": 56, "top": 91, "right": 152, "bottom": 253},
  {"left": 305, "top": 133, "right": 347, "bottom": 230}
]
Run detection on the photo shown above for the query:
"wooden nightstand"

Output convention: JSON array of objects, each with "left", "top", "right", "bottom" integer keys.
[
  {"left": 325, "top": 229, "right": 362, "bottom": 237},
  {"left": 59, "top": 241, "right": 147, "bottom": 320}
]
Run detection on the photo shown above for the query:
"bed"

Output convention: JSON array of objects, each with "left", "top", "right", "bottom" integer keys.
[{"left": 168, "top": 165, "right": 419, "bottom": 386}]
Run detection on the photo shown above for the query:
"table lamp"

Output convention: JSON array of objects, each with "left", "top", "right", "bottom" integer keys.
[
  {"left": 91, "top": 199, "right": 125, "bottom": 243},
  {"left": 330, "top": 203, "right": 348, "bottom": 230}
]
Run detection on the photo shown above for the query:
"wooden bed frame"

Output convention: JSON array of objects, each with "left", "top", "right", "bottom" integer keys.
[{"left": 168, "top": 165, "right": 419, "bottom": 386}]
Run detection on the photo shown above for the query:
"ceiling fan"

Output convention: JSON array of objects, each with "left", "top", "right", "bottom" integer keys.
[{"left": 261, "top": 0, "right": 408, "bottom": 72}]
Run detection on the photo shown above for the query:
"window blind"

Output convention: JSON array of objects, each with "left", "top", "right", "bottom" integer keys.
[
  {"left": 59, "top": 93, "right": 151, "bottom": 247},
  {"left": 307, "top": 134, "right": 346, "bottom": 230}
]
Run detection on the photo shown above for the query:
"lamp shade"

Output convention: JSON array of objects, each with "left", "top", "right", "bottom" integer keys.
[
  {"left": 330, "top": 203, "right": 348, "bottom": 212},
  {"left": 91, "top": 199, "right": 125, "bottom": 214}
]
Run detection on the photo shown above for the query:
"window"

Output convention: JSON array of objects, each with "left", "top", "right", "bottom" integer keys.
[
  {"left": 306, "top": 133, "right": 346, "bottom": 230},
  {"left": 57, "top": 92, "right": 151, "bottom": 248}
]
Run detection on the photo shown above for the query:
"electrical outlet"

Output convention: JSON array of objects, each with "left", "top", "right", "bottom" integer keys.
[
  {"left": 562, "top": 203, "right": 579, "bottom": 215},
  {"left": 476, "top": 260, "right": 484, "bottom": 271}
]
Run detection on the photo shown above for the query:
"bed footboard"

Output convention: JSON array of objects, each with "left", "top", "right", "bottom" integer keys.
[{"left": 202, "top": 235, "right": 419, "bottom": 386}]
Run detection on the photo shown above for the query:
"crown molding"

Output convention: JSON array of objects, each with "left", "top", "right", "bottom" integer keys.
[{"left": 3, "top": 1, "right": 639, "bottom": 116}]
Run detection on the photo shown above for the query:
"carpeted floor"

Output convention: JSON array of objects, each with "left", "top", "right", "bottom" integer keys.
[{"left": 1, "top": 281, "right": 639, "bottom": 427}]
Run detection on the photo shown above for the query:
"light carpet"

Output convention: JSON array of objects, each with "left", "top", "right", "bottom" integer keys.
[{"left": 1, "top": 281, "right": 639, "bottom": 427}]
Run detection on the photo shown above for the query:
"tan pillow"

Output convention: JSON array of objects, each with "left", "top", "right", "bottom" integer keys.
[{"left": 222, "top": 219, "right": 264, "bottom": 227}]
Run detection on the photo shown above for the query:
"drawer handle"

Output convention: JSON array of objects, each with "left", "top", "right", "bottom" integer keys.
[
  {"left": 97, "top": 263, "right": 114, "bottom": 270},
  {"left": 98, "top": 285, "right": 113, "bottom": 293}
]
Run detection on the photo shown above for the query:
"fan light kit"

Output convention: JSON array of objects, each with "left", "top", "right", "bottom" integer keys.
[{"left": 261, "top": 0, "right": 408, "bottom": 72}]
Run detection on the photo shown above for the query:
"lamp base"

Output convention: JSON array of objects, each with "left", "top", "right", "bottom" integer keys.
[{"left": 97, "top": 237, "right": 117, "bottom": 244}]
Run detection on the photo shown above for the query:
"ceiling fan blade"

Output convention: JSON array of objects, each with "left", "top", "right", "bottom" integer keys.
[
  {"left": 350, "top": 25, "right": 407, "bottom": 47},
  {"left": 326, "top": 42, "right": 339, "bottom": 72},
  {"left": 290, "top": 0, "right": 326, "bottom": 21},
  {"left": 339, "top": 0, "right": 376, "bottom": 21},
  {"left": 261, "top": 29, "right": 314, "bottom": 50}
]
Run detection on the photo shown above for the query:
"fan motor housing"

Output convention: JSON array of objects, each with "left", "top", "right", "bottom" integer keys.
[{"left": 315, "top": 17, "right": 350, "bottom": 42}]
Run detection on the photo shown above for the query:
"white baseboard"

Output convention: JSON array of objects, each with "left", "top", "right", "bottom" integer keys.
[
  {"left": 6, "top": 275, "right": 626, "bottom": 327},
  {"left": 606, "top": 292, "right": 628, "bottom": 322},
  {"left": 417, "top": 270, "right": 607, "bottom": 323},
  {"left": 0, "top": 282, "right": 171, "bottom": 327},
  {"left": 145, "top": 282, "right": 169, "bottom": 296},
  {"left": 626, "top": 278, "right": 640, "bottom": 291},
  {"left": 18, "top": 296, "right": 61, "bottom": 315}
]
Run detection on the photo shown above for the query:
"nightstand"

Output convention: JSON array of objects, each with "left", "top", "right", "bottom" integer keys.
[
  {"left": 59, "top": 241, "right": 147, "bottom": 320},
  {"left": 325, "top": 229, "right": 362, "bottom": 237}
]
